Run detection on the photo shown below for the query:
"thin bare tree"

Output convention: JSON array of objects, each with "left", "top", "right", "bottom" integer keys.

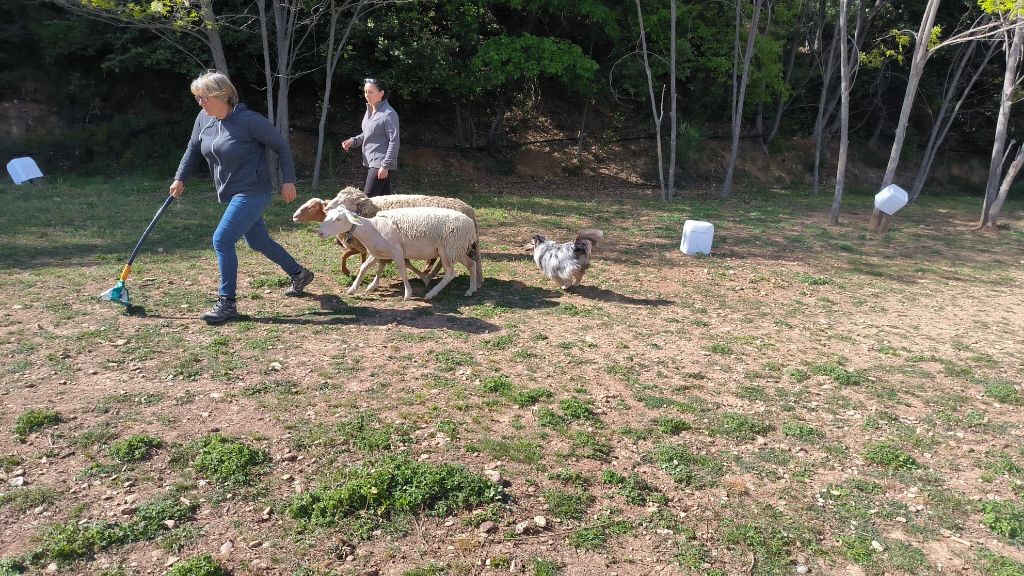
[
  {"left": 869, "top": 0, "right": 942, "bottom": 233},
  {"left": 312, "top": 0, "right": 376, "bottom": 189},
  {"left": 668, "top": 0, "right": 679, "bottom": 200},
  {"left": 979, "top": 7, "right": 1024, "bottom": 229},
  {"left": 721, "top": 0, "right": 766, "bottom": 199},
  {"left": 829, "top": 0, "right": 854, "bottom": 225},
  {"left": 635, "top": 0, "right": 667, "bottom": 200},
  {"left": 909, "top": 41, "right": 998, "bottom": 201}
]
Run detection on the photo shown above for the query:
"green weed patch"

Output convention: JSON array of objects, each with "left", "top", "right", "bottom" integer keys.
[
  {"left": 13, "top": 409, "right": 61, "bottom": 440},
  {"left": 108, "top": 434, "right": 162, "bottom": 464},
  {"left": 176, "top": 434, "right": 270, "bottom": 488},
  {"left": 287, "top": 455, "right": 505, "bottom": 535}
]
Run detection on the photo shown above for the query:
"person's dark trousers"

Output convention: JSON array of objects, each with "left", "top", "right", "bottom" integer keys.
[{"left": 364, "top": 167, "right": 392, "bottom": 197}]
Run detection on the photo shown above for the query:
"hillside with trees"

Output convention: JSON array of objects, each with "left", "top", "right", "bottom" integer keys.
[{"left": 2, "top": 0, "right": 1023, "bottom": 225}]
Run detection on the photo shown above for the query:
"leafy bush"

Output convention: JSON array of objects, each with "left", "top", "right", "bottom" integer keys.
[
  {"left": 180, "top": 434, "right": 270, "bottom": 488},
  {"left": 981, "top": 500, "right": 1024, "bottom": 542},
  {"left": 108, "top": 434, "right": 162, "bottom": 464},
  {"left": 13, "top": 409, "right": 60, "bottom": 440}
]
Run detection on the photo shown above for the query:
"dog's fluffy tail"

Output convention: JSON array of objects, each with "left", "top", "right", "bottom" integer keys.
[{"left": 574, "top": 229, "right": 604, "bottom": 257}]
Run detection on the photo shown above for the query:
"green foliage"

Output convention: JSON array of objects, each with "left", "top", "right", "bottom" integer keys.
[
  {"left": 472, "top": 34, "right": 598, "bottom": 92},
  {"left": 167, "top": 554, "right": 229, "bottom": 576},
  {"left": 480, "top": 375, "right": 552, "bottom": 407},
  {"left": 651, "top": 444, "right": 724, "bottom": 488},
  {"left": 181, "top": 434, "right": 270, "bottom": 488},
  {"left": 36, "top": 493, "right": 196, "bottom": 564},
  {"left": 863, "top": 441, "right": 919, "bottom": 470},
  {"left": 602, "top": 470, "right": 667, "bottom": 505},
  {"left": 568, "top": 518, "right": 632, "bottom": 550},
  {"left": 812, "top": 362, "right": 866, "bottom": 386},
  {"left": 542, "top": 488, "right": 592, "bottom": 520},
  {"left": 531, "top": 558, "right": 561, "bottom": 576},
  {"left": 13, "top": 409, "right": 60, "bottom": 440},
  {"left": 465, "top": 437, "right": 542, "bottom": 465},
  {"left": 654, "top": 416, "right": 692, "bottom": 435},
  {"left": 983, "top": 380, "right": 1022, "bottom": 405},
  {"left": 287, "top": 455, "right": 505, "bottom": 530},
  {"left": 981, "top": 500, "right": 1024, "bottom": 542},
  {"left": 108, "top": 434, "right": 162, "bottom": 463},
  {"left": 0, "top": 558, "right": 26, "bottom": 576},
  {"left": 711, "top": 413, "right": 774, "bottom": 440},
  {"left": 782, "top": 421, "right": 824, "bottom": 441}
]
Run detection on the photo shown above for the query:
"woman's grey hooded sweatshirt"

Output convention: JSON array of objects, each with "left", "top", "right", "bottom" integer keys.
[{"left": 175, "top": 104, "right": 295, "bottom": 203}]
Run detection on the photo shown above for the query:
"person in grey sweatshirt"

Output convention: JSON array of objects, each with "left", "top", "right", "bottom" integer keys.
[
  {"left": 342, "top": 77, "right": 400, "bottom": 197},
  {"left": 170, "top": 71, "right": 314, "bottom": 324}
]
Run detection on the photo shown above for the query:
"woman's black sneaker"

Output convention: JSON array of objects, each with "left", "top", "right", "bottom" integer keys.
[
  {"left": 285, "top": 267, "right": 314, "bottom": 296},
  {"left": 201, "top": 297, "right": 238, "bottom": 324}
]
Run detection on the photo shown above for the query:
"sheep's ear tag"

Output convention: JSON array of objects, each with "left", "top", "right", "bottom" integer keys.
[{"left": 344, "top": 210, "right": 359, "bottom": 224}]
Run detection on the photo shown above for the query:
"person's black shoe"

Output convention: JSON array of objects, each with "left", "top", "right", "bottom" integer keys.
[
  {"left": 285, "top": 267, "right": 314, "bottom": 297},
  {"left": 200, "top": 297, "right": 238, "bottom": 324}
]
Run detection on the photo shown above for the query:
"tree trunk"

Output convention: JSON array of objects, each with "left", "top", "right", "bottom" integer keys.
[
  {"left": 813, "top": 25, "right": 841, "bottom": 196},
  {"left": 635, "top": 0, "right": 666, "bottom": 199},
  {"left": 871, "top": 0, "right": 940, "bottom": 232},
  {"left": 830, "top": 0, "right": 851, "bottom": 225},
  {"left": 668, "top": 0, "right": 678, "bottom": 201},
  {"left": 199, "top": 0, "right": 229, "bottom": 75},
  {"left": 766, "top": 31, "right": 799, "bottom": 145},
  {"left": 721, "top": 0, "right": 764, "bottom": 199},
  {"left": 989, "top": 142, "right": 1024, "bottom": 226},
  {"left": 576, "top": 99, "right": 590, "bottom": 164},
  {"left": 256, "top": 0, "right": 275, "bottom": 123},
  {"left": 980, "top": 16, "right": 1024, "bottom": 229},
  {"left": 910, "top": 42, "right": 995, "bottom": 201},
  {"left": 313, "top": 0, "right": 365, "bottom": 189}
]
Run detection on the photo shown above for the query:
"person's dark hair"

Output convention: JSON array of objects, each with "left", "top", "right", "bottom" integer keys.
[{"left": 364, "top": 77, "right": 388, "bottom": 100}]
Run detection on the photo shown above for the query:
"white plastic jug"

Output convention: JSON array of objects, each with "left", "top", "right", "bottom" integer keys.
[
  {"left": 6, "top": 157, "right": 43, "bottom": 185},
  {"left": 874, "top": 184, "right": 908, "bottom": 215},
  {"left": 680, "top": 220, "right": 714, "bottom": 256}
]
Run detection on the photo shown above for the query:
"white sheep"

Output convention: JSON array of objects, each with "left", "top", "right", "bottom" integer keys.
[
  {"left": 325, "top": 187, "right": 484, "bottom": 287},
  {"left": 319, "top": 206, "right": 479, "bottom": 301}
]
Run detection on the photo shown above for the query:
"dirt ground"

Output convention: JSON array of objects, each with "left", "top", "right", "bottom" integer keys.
[{"left": 1, "top": 170, "right": 1023, "bottom": 576}]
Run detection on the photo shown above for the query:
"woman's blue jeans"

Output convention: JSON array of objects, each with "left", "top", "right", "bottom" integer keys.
[{"left": 213, "top": 193, "right": 300, "bottom": 299}]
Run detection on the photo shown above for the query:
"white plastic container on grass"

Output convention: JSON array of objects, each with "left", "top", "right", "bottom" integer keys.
[
  {"left": 6, "top": 157, "right": 44, "bottom": 185},
  {"left": 874, "top": 184, "right": 908, "bottom": 215},
  {"left": 680, "top": 220, "right": 714, "bottom": 256}
]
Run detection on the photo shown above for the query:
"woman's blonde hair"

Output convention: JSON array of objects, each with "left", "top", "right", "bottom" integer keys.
[{"left": 191, "top": 71, "right": 239, "bottom": 107}]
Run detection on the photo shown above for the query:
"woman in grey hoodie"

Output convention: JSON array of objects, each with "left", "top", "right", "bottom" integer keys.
[
  {"left": 170, "top": 71, "right": 314, "bottom": 324},
  {"left": 342, "top": 78, "right": 400, "bottom": 197}
]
